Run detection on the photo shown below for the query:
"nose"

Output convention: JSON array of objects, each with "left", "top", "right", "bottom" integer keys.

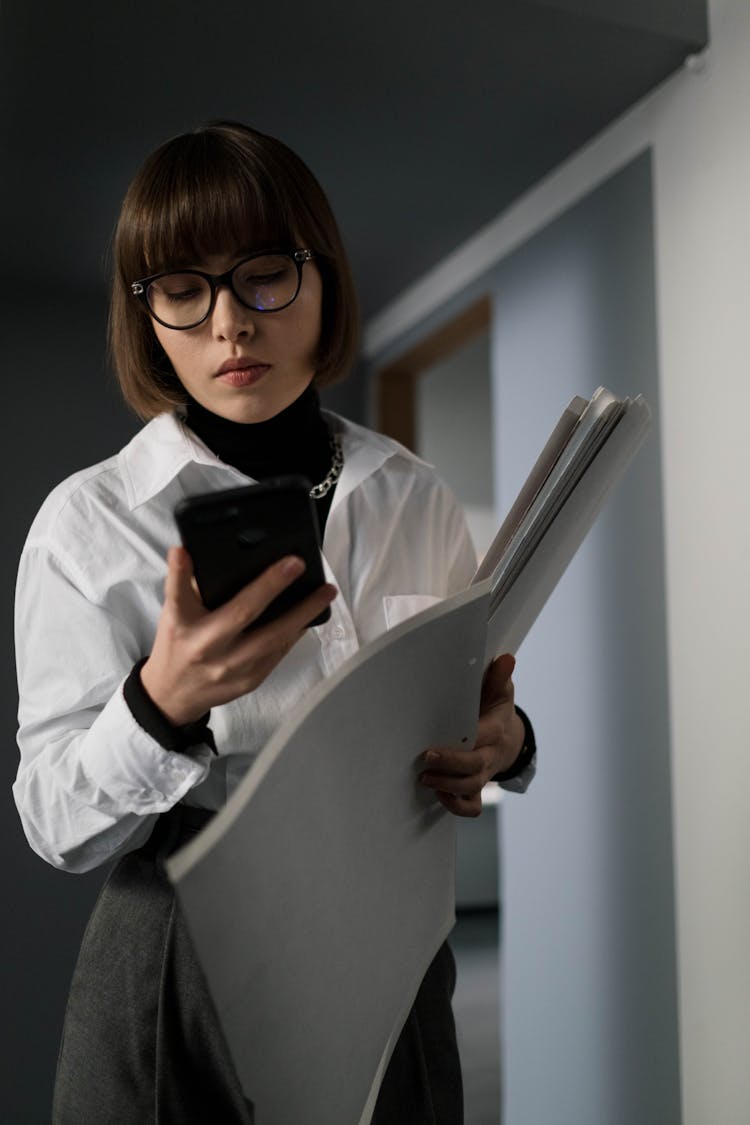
[{"left": 211, "top": 284, "right": 256, "bottom": 341}]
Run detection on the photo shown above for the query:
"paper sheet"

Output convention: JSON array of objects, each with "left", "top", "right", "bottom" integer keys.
[{"left": 484, "top": 395, "right": 651, "bottom": 657}]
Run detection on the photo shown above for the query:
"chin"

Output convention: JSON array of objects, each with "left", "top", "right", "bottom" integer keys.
[{"left": 226, "top": 396, "right": 286, "bottom": 425}]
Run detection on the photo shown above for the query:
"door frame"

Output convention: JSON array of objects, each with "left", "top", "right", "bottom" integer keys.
[{"left": 373, "top": 296, "right": 491, "bottom": 450}]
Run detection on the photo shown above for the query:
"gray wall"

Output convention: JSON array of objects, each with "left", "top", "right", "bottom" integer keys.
[
  {"left": 1, "top": 295, "right": 135, "bottom": 1121},
  {"left": 416, "top": 330, "right": 494, "bottom": 511},
  {"left": 0, "top": 295, "right": 364, "bottom": 1121},
  {"left": 493, "top": 152, "right": 680, "bottom": 1123},
  {"left": 416, "top": 330, "right": 498, "bottom": 560}
]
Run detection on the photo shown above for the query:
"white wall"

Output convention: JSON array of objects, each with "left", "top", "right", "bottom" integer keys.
[
  {"left": 650, "top": 5, "right": 750, "bottom": 1121},
  {"left": 364, "top": 1, "right": 750, "bottom": 1119}
]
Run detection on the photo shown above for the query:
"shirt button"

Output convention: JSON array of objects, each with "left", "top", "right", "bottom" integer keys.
[{"left": 331, "top": 625, "right": 345, "bottom": 641}]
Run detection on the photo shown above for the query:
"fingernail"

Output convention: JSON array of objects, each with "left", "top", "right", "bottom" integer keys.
[
  {"left": 282, "top": 556, "right": 305, "bottom": 577},
  {"left": 326, "top": 584, "right": 338, "bottom": 599},
  {"left": 424, "top": 750, "right": 440, "bottom": 763}
]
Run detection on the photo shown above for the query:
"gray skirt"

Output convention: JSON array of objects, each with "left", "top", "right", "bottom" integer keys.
[{"left": 53, "top": 805, "right": 463, "bottom": 1125}]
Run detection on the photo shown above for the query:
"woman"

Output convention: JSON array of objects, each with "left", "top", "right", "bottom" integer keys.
[{"left": 14, "top": 121, "right": 535, "bottom": 1123}]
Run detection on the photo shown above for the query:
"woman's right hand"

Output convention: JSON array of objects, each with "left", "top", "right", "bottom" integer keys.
[{"left": 139, "top": 546, "right": 338, "bottom": 726}]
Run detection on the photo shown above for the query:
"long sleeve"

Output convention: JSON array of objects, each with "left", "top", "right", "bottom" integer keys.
[{"left": 13, "top": 544, "right": 212, "bottom": 873}]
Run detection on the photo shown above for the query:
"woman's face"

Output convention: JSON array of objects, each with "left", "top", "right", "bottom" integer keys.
[{"left": 151, "top": 250, "right": 323, "bottom": 423}]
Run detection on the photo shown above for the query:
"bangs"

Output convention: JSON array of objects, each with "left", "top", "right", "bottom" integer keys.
[{"left": 117, "top": 131, "right": 298, "bottom": 283}]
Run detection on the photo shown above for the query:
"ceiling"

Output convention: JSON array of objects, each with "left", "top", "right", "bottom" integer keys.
[{"left": 1, "top": 0, "right": 707, "bottom": 322}]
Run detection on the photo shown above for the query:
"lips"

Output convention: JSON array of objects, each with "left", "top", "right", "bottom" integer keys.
[
  {"left": 215, "top": 356, "right": 269, "bottom": 376},
  {"left": 214, "top": 356, "right": 271, "bottom": 387}
]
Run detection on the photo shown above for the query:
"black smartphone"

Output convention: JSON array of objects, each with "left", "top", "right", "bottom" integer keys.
[{"left": 174, "top": 475, "right": 331, "bottom": 629}]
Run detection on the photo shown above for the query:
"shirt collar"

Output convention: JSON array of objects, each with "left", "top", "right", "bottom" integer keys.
[
  {"left": 118, "top": 409, "right": 431, "bottom": 512},
  {"left": 324, "top": 412, "right": 430, "bottom": 511},
  {"left": 118, "top": 412, "right": 234, "bottom": 510}
]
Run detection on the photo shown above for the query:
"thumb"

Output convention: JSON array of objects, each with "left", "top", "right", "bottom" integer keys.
[
  {"left": 481, "top": 652, "right": 516, "bottom": 707},
  {"left": 164, "top": 547, "right": 204, "bottom": 620}
]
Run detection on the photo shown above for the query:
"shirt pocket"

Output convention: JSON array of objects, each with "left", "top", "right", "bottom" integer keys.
[{"left": 382, "top": 594, "right": 443, "bottom": 630}]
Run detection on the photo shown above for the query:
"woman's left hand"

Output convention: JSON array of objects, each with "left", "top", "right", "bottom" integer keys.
[{"left": 418, "top": 653, "right": 525, "bottom": 818}]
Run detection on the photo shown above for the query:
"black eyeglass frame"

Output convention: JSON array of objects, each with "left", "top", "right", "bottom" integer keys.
[{"left": 130, "top": 248, "right": 316, "bottom": 330}]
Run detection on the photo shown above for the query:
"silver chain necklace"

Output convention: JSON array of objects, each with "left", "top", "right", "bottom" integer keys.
[{"left": 309, "top": 432, "right": 344, "bottom": 500}]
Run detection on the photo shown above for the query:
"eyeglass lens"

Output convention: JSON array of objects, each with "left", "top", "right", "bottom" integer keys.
[{"left": 146, "top": 254, "right": 300, "bottom": 327}]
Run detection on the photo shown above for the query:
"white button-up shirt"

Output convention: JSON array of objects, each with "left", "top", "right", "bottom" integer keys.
[{"left": 14, "top": 411, "right": 477, "bottom": 873}]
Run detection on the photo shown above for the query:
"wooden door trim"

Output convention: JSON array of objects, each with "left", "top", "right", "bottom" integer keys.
[{"left": 374, "top": 296, "right": 491, "bottom": 451}]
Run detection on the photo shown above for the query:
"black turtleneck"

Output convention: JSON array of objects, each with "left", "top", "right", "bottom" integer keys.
[{"left": 184, "top": 383, "right": 337, "bottom": 533}]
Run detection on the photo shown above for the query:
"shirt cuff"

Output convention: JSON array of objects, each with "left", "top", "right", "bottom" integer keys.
[
  {"left": 77, "top": 684, "right": 211, "bottom": 815},
  {"left": 492, "top": 704, "right": 537, "bottom": 793},
  {"left": 124, "top": 658, "right": 218, "bottom": 756}
]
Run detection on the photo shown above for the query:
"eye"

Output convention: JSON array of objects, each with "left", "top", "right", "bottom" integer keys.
[
  {"left": 254, "top": 271, "right": 284, "bottom": 284},
  {"left": 164, "top": 287, "right": 203, "bottom": 303},
  {"left": 237, "top": 255, "right": 294, "bottom": 285},
  {"left": 241, "top": 268, "right": 287, "bottom": 286},
  {"left": 231, "top": 255, "right": 299, "bottom": 310},
  {"left": 151, "top": 273, "right": 206, "bottom": 301}
]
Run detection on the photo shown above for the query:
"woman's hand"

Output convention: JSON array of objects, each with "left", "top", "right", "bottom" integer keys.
[
  {"left": 418, "top": 653, "right": 525, "bottom": 818},
  {"left": 140, "top": 547, "right": 338, "bottom": 726}
]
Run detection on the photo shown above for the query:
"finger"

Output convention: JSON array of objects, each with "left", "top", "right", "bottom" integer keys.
[
  {"left": 233, "top": 581, "right": 338, "bottom": 665},
  {"left": 481, "top": 652, "right": 516, "bottom": 707},
  {"left": 435, "top": 790, "right": 483, "bottom": 818},
  {"left": 164, "top": 547, "right": 205, "bottom": 623},
  {"left": 254, "top": 580, "right": 338, "bottom": 644},
  {"left": 273, "top": 581, "right": 339, "bottom": 635},
  {"left": 420, "top": 745, "right": 495, "bottom": 779},
  {"left": 213, "top": 555, "right": 308, "bottom": 634},
  {"left": 420, "top": 767, "right": 489, "bottom": 796}
]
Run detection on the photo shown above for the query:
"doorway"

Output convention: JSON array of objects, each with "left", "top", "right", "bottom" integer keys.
[{"left": 375, "top": 295, "right": 495, "bottom": 560}]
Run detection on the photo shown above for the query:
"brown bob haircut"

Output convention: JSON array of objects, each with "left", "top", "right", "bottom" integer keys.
[{"left": 110, "top": 121, "right": 360, "bottom": 420}]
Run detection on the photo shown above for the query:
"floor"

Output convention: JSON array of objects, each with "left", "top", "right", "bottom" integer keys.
[{"left": 451, "top": 909, "right": 501, "bottom": 1125}]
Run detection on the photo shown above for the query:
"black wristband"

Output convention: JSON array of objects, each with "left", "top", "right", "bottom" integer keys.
[
  {"left": 492, "top": 704, "right": 536, "bottom": 783},
  {"left": 124, "top": 658, "right": 218, "bottom": 756}
]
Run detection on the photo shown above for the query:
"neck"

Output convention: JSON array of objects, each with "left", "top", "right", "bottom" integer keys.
[{"left": 184, "top": 384, "right": 337, "bottom": 530}]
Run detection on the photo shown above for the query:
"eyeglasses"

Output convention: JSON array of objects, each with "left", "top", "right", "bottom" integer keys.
[{"left": 130, "top": 248, "right": 315, "bottom": 330}]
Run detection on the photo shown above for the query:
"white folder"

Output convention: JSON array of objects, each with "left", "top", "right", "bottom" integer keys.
[
  {"left": 167, "top": 386, "right": 651, "bottom": 1124},
  {"left": 167, "top": 584, "right": 491, "bottom": 1125}
]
